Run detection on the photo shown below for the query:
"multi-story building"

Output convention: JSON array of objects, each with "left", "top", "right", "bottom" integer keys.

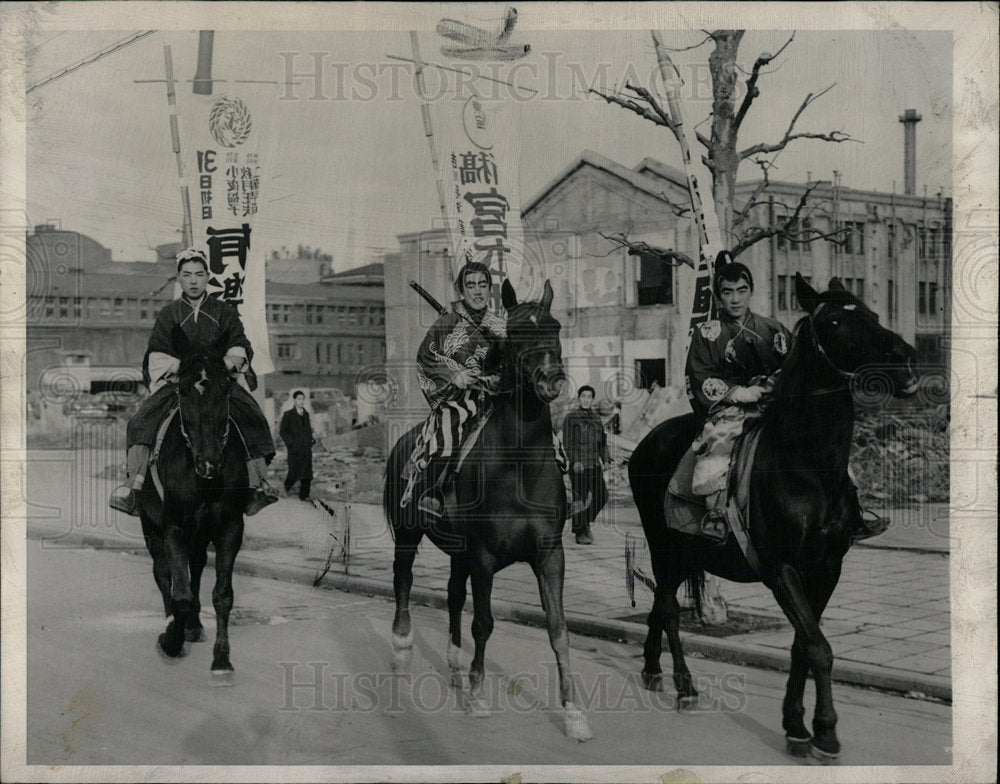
[
  {"left": 24, "top": 224, "right": 386, "bottom": 409},
  {"left": 385, "top": 144, "right": 951, "bottom": 432}
]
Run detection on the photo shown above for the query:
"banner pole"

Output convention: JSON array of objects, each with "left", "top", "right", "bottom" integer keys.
[
  {"left": 410, "top": 31, "right": 453, "bottom": 253},
  {"left": 163, "top": 43, "right": 193, "bottom": 248}
]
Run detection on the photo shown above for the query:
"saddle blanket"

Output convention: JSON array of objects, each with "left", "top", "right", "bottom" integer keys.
[{"left": 664, "top": 422, "right": 764, "bottom": 570}]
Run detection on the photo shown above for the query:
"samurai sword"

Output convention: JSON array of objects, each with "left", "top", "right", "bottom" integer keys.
[{"left": 408, "top": 279, "right": 485, "bottom": 334}]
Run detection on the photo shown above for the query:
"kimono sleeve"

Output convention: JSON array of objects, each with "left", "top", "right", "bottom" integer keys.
[
  {"left": 416, "top": 312, "right": 463, "bottom": 408},
  {"left": 686, "top": 328, "right": 741, "bottom": 416},
  {"left": 216, "top": 300, "right": 254, "bottom": 364}
]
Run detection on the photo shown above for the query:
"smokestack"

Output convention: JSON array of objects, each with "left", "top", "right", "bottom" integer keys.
[
  {"left": 898, "top": 109, "right": 922, "bottom": 196},
  {"left": 192, "top": 31, "right": 215, "bottom": 95}
]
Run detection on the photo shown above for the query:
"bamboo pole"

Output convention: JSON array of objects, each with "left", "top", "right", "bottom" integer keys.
[
  {"left": 163, "top": 43, "right": 193, "bottom": 248},
  {"left": 410, "top": 32, "right": 452, "bottom": 241}
]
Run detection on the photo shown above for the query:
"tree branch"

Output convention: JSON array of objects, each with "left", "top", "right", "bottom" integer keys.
[
  {"left": 733, "top": 32, "right": 795, "bottom": 133},
  {"left": 730, "top": 180, "right": 846, "bottom": 257},
  {"left": 589, "top": 87, "right": 669, "bottom": 129},
  {"left": 596, "top": 232, "right": 695, "bottom": 269},
  {"left": 738, "top": 84, "right": 856, "bottom": 159}
]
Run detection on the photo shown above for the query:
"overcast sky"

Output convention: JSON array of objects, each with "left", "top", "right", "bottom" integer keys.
[{"left": 21, "top": 4, "right": 953, "bottom": 270}]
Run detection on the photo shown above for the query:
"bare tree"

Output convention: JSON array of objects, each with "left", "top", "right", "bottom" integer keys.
[{"left": 591, "top": 30, "right": 857, "bottom": 256}]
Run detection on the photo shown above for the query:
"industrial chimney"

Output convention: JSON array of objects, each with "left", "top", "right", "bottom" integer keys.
[{"left": 898, "top": 109, "right": 922, "bottom": 195}]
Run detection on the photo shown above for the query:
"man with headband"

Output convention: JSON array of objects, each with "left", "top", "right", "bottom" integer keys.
[{"left": 108, "top": 248, "right": 279, "bottom": 517}]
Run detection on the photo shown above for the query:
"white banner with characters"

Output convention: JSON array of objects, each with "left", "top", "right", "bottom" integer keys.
[
  {"left": 427, "top": 90, "right": 530, "bottom": 310},
  {"left": 177, "top": 90, "right": 276, "bottom": 375}
]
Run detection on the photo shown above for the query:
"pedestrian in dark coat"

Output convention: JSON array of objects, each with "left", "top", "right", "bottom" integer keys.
[
  {"left": 280, "top": 391, "right": 315, "bottom": 501},
  {"left": 561, "top": 385, "right": 610, "bottom": 545}
]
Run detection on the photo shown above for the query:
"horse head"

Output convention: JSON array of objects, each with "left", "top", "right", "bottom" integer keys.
[
  {"left": 172, "top": 324, "right": 235, "bottom": 479},
  {"left": 501, "top": 278, "right": 566, "bottom": 403},
  {"left": 794, "top": 274, "right": 920, "bottom": 397}
]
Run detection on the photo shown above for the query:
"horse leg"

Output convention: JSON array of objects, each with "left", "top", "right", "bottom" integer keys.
[
  {"left": 783, "top": 565, "right": 843, "bottom": 757},
  {"left": 391, "top": 533, "right": 422, "bottom": 672},
  {"left": 660, "top": 575, "right": 700, "bottom": 707},
  {"left": 185, "top": 543, "right": 208, "bottom": 643},
  {"left": 158, "top": 522, "right": 192, "bottom": 659},
  {"left": 209, "top": 517, "right": 243, "bottom": 684},
  {"left": 143, "top": 524, "right": 173, "bottom": 617},
  {"left": 466, "top": 557, "right": 497, "bottom": 717},
  {"left": 532, "top": 550, "right": 593, "bottom": 741},
  {"left": 447, "top": 555, "right": 471, "bottom": 687},
  {"left": 771, "top": 563, "right": 840, "bottom": 759}
]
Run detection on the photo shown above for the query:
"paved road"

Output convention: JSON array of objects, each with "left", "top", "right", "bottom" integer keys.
[{"left": 25, "top": 545, "right": 951, "bottom": 768}]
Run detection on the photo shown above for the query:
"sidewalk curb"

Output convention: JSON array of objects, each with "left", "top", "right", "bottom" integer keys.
[{"left": 31, "top": 525, "right": 952, "bottom": 704}]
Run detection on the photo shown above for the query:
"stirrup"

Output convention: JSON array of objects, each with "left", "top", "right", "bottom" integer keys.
[
  {"left": 109, "top": 486, "right": 140, "bottom": 517},
  {"left": 851, "top": 509, "right": 891, "bottom": 543},
  {"left": 416, "top": 489, "right": 444, "bottom": 519},
  {"left": 245, "top": 487, "right": 279, "bottom": 517},
  {"left": 699, "top": 510, "right": 729, "bottom": 541}
]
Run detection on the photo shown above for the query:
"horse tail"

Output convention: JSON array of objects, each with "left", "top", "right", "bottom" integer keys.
[
  {"left": 686, "top": 571, "right": 705, "bottom": 619},
  {"left": 383, "top": 424, "right": 422, "bottom": 543}
]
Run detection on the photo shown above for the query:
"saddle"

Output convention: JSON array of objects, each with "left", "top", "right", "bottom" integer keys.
[{"left": 664, "top": 420, "right": 764, "bottom": 572}]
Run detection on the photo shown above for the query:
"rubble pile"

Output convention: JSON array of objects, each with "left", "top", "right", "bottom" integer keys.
[{"left": 850, "top": 408, "right": 949, "bottom": 504}]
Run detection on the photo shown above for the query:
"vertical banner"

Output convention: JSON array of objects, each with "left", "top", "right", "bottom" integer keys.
[
  {"left": 176, "top": 89, "right": 276, "bottom": 375},
  {"left": 427, "top": 94, "right": 528, "bottom": 311}
]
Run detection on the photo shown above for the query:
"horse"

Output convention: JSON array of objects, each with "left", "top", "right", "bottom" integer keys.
[
  {"left": 628, "top": 274, "right": 919, "bottom": 760},
  {"left": 384, "top": 279, "right": 593, "bottom": 741},
  {"left": 138, "top": 325, "right": 248, "bottom": 684}
]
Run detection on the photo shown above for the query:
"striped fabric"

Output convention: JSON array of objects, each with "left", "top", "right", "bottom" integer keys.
[{"left": 401, "top": 389, "right": 484, "bottom": 507}]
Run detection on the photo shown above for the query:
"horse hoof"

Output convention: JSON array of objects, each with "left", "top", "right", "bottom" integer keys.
[
  {"left": 185, "top": 627, "right": 206, "bottom": 643},
  {"left": 156, "top": 635, "right": 185, "bottom": 662},
  {"left": 564, "top": 703, "right": 593, "bottom": 742},
  {"left": 676, "top": 694, "right": 699, "bottom": 712},
  {"left": 210, "top": 668, "right": 235, "bottom": 687},
  {"left": 450, "top": 671, "right": 471, "bottom": 691},
  {"left": 447, "top": 641, "right": 464, "bottom": 672},
  {"left": 462, "top": 693, "right": 491, "bottom": 718},
  {"left": 785, "top": 736, "right": 812, "bottom": 758},
  {"left": 641, "top": 671, "right": 664, "bottom": 692},
  {"left": 391, "top": 632, "right": 414, "bottom": 672},
  {"left": 809, "top": 742, "right": 840, "bottom": 763}
]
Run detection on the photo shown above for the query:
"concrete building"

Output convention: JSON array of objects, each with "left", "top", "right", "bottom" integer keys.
[
  {"left": 384, "top": 147, "right": 951, "bottom": 433},
  {"left": 25, "top": 225, "right": 386, "bottom": 410}
]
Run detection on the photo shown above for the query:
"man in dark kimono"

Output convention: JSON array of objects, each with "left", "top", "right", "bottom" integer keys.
[
  {"left": 108, "top": 248, "right": 278, "bottom": 517},
  {"left": 280, "top": 390, "right": 315, "bottom": 501},
  {"left": 401, "top": 262, "right": 507, "bottom": 517},
  {"left": 561, "top": 385, "right": 609, "bottom": 545},
  {"left": 686, "top": 254, "right": 886, "bottom": 542}
]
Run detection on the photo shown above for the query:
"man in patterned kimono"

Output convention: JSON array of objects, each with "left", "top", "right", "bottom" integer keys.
[
  {"left": 686, "top": 255, "right": 887, "bottom": 542},
  {"left": 108, "top": 248, "right": 279, "bottom": 517},
  {"left": 685, "top": 258, "right": 790, "bottom": 538},
  {"left": 401, "top": 261, "right": 507, "bottom": 518}
]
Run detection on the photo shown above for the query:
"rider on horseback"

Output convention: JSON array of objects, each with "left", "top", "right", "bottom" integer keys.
[
  {"left": 401, "top": 261, "right": 506, "bottom": 518},
  {"left": 686, "top": 253, "right": 887, "bottom": 542},
  {"left": 108, "top": 248, "right": 279, "bottom": 517}
]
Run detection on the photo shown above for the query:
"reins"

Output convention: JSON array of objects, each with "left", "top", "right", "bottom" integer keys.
[{"left": 174, "top": 364, "right": 233, "bottom": 457}]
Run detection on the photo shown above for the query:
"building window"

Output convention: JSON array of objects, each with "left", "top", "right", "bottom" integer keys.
[
  {"left": 918, "top": 281, "right": 927, "bottom": 315},
  {"left": 777, "top": 217, "right": 789, "bottom": 251},
  {"left": 637, "top": 252, "right": 674, "bottom": 306},
  {"left": 855, "top": 278, "right": 864, "bottom": 300},
  {"left": 59, "top": 297, "right": 69, "bottom": 319},
  {"left": 315, "top": 343, "right": 321, "bottom": 363},
  {"left": 73, "top": 297, "right": 82, "bottom": 319},
  {"left": 635, "top": 358, "right": 666, "bottom": 390},
  {"left": 928, "top": 282, "right": 938, "bottom": 316},
  {"left": 777, "top": 275, "right": 787, "bottom": 310},
  {"left": 887, "top": 221, "right": 896, "bottom": 259},
  {"left": 836, "top": 220, "right": 865, "bottom": 255},
  {"left": 306, "top": 304, "right": 314, "bottom": 324},
  {"left": 799, "top": 218, "right": 813, "bottom": 253},
  {"left": 919, "top": 228, "right": 927, "bottom": 259},
  {"left": 316, "top": 307, "right": 323, "bottom": 324},
  {"left": 277, "top": 342, "right": 297, "bottom": 359}
]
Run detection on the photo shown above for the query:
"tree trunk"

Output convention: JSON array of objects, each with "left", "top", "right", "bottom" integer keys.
[{"left": 707, "top": 31, "right": 744, "bottom": 250}]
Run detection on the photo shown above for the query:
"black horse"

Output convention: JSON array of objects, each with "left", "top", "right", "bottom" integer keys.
[
  {"left": 384, "top": 279, "right": 592, "bottom": 740},
  {"left": 628, "top": 274, "right": 919, "bottom": 759},
  {"left": 139, "top": 325, "right": 248, "bottom": 684}
]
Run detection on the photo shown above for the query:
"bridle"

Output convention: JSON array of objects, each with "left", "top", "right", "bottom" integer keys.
[
  {"left": 806, "top": 301, "right": 858, "bottom": 389},
  {"left": 175, "top": 367, "right": 232, "bottom": 456}
]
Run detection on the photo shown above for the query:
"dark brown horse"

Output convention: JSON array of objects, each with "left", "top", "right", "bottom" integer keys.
[
  {"left": 139, "top": 325, "right": 247, "bottom": 684},
  {"left": 628, "top": 275, "right": 919, "bottom": 759},
  {"left": 384, "top": 279, "right": 592, "bottom": 740}
]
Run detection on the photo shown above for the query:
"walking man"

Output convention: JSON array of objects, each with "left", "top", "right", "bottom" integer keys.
[
  {"left": 280, "top": 390, "right": 315, "bottom": 501},
  {"left": 562, "top": 385, "right": 609, "bottom": 545}
]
